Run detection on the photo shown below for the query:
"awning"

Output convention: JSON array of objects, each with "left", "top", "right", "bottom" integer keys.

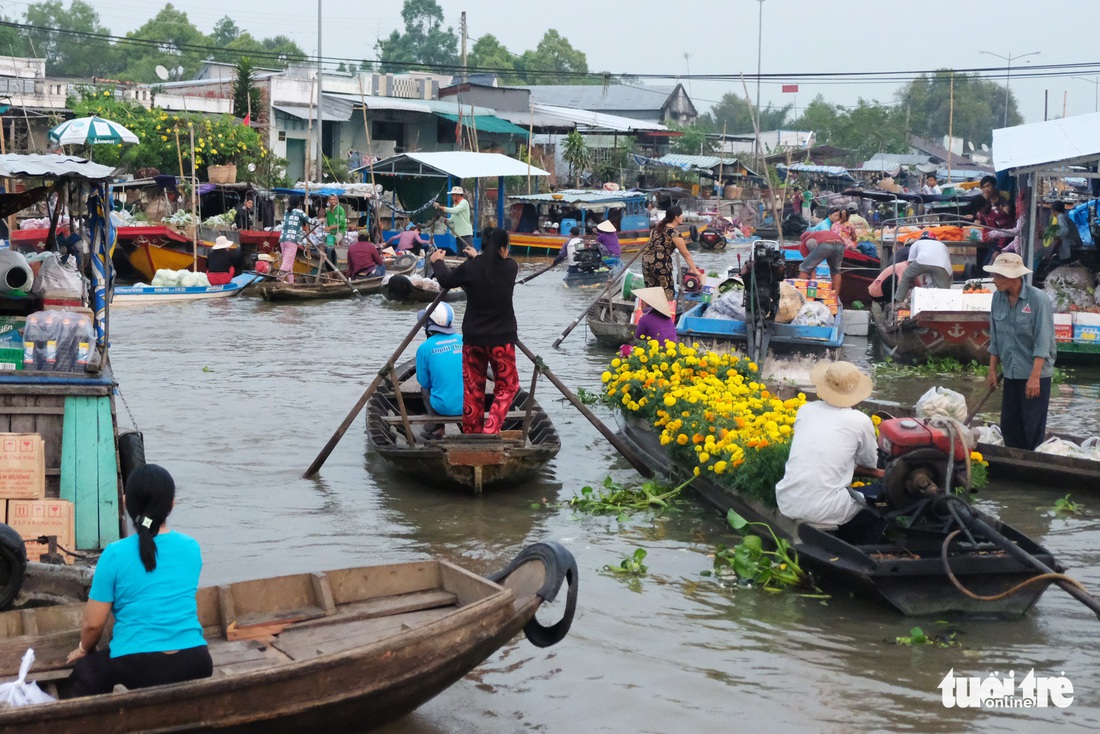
[
  {"left": 435, "top": 113, "right": 527, "bottom": 136},
  {"left": 993, "top": 111, "right": 1100, "bottom": 173},
  {"left": 507, "top": 189, "right": 645, "bottom": 210},
  {"left": 352, "top": 151, "right": 550, "bottom": 179},
  {"left": 526, "top": 104, "right": 667, "bottom": 133},
  {"left": 272, "top": 98, "right": 354, "bottom": 122},
  {"left": 778, "top": 163, "right": 857, "bottom": 183},
  {"left": 0, "top": 153, "right": 115, "bottom": 181}
]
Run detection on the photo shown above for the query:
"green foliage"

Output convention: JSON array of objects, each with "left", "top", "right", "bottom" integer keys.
[
  {"left": 699, "top": 93, "right": 791, "bottom": 135},
  {"left": 25, "top": 1, "right": 115, "bottom": 77},
  {"left": 575, "top": 387, "right": 599, "bottom": 405},
  {"left": 715, "top": 510, "right": 809, "bottom": 589},
  {"left": 561, "top": 131, "right": 589, "bottom": 187},
  {"left": 376, "top": 0, "right": 458, "bottom": 73},
  {"left": 898, "top": 70, "right": 1022, "bottom": 147},
  {"left": 789, "top": 95, "right": 909, "bottom": 158},
  {"left": 232, "top": 58, "right": 262, "bottom": 120},
  {"left": 668, "top": 121, "right": 716, "bottom": 155},
  {"left": 604, "top": 548, "right": 648, "bottom": 576},
  {"left": 321, "top": 155, "right": 351, "bottom": 183},
  {"left": 468, "top": 34, "right": 520, "bottom": 83},
  {"left": 515, "top": 30, "right": 590, "bottom": 84},
  {"left": 1054, "top": 494, "right": 1082, "bottom": 515},
  {"left": 569, "top": 475, "right": 691, "bottom": 520},
  {"left": 593, "top": 141, "right": 635, "bottom": 186},
  {"left": 122, "top": 3, "right": 209, "bottom": 82},
  {"left": 722, "top": 440, "right": 790, "bottom": 509},
  {"left": 873, "top": 356, "right": 985, "bottom": 379},
  {"left": 968, "top": 461, "right": 987, "bottom": 491},
  {"left": 894, "top": 625, "right": 959, "bottom": 647}
]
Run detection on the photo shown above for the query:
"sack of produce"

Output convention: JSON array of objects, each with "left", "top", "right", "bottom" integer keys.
[
  {"left": 708, "top": 287, "right": 746, "bottom": 321},
  {"left": 973, "top": 424, "right": 1004, "bottom": 446},
  {"left": 194, "top": 272, "right": 211, "bottom": 288},
  {"left": 1035, "top": 436, "right": 1086, "bottom": 459},
  {"left": 914, "top": 386, "right": 968, "bottom": 422},
  {"left": 1044, "top": 265, "right": 1095, "bottom": 312},
  {"left": 792, "top": 301, "right": 834, "bottom": 327},
  {"left": 179, "top": 272, "right": 200, "bottom": 287},
  {"left": 776, "top": 281, "right": 805, "bottom": 323}
]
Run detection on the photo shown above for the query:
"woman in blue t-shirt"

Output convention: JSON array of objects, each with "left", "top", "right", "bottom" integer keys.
[{"left": 67, "top": 464, "right": 211, "bottom": 696}]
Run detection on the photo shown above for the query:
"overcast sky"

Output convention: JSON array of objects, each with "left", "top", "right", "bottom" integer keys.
[{"left": 6, "top": 0, "right": 1099, "bottom": 127}]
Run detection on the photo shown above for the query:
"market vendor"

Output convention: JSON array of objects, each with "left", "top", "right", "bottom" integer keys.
[
  {"left": 596, "top": 219, "right": 621, "bottom": 259},
  {"left": 1046, "top": 201, "right": 1082, "bottom": 265},
  {"left": 386, "top": 223, "right": 432, "bottom": 254},
  {"left": 632, "top": 287, "right": 677, "bottom": 345},
  {"left": 775, "top": 361, "right": 885, "bottom": 542},
  {"left": 234, "top": 195, "right": 254, "bottom": 230},
  {"left": 984, "top": 252, "right": 1056, "bottom": 451},
  {"left": 806, "top": 206, "right": 840, "bottom": 233},
  {"left": 206, "top": 236, "right": 237, "bottom": 286},
  {"left": 894, "top": 232, "right": 952, "bottom": 303},
  {"left": 968, "top": 176, "right": 1015, "bottom": 265},
  {"left": 347, "top": 231, "right": 386, "bottom": 278},
  {"left": 433, "top": 186, "right": 473, "bottom": 250}
]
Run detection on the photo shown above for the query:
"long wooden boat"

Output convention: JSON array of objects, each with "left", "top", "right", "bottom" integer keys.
[
  {"left": 677, "top": 302, "right": 845, "bottom": 351},
  {"left": 616, "top": 411, "right": 1061, "bottom": 616},
  {"left": 116, "top": 226, "right": 315, "bottom": 282},
  {"left": 0, "top": 542, "right": 578, "bottom": 733},
  {"left": 112, "top": 273, "right": 262, "bottom": 305},
  {"left": 254, "top": 260, "right": 416, "bottom": 302},
  {"left": 379, "top": 274, "right": 465, "bottom": 304},
  {"left": 871, "top": 303, "right": 990, "bottom": 363},
  {"left": 367, "top": 362, "right": 560, "bottom": 494},
  {"left": 506, "top": 190, "right": 651, "bottom": 257},
  {"left": 586, "top": 295, "right": 636, "bottom": 347}
]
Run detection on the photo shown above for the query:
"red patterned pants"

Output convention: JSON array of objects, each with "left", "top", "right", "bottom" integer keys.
[{"left": 462, "top": 343, "right": 519, "bottom": 434}]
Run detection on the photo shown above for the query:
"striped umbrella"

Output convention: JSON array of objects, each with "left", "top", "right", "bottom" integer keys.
[{"left": 48, "top": 116, "right": 140, "bottom": 146}]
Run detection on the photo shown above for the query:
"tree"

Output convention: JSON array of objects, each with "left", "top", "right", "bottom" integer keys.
[
  {"left": 702, "top": 92, "right": 791, "bottom": 134},
  {"left": 376, "top": 0, "right": 458, "bottom": 73},
  {"left": 515, "top": 30, "right": 589, "bottom": 84},
  {"left": 232, "top": 58, "right": 262, "bottom": 120},
  {"left": 122, "top": 3, "right": 208, "bottom": 82},
  {"left": 24, "top": 1, "right": 118, "bottom": 77},
  {"left": 898, "top": 70, "right": 1021, "bottom": 147},
  {"left": 669, "top": 121, "right": 716, "bottom": 154},
  {"left": 260, "top": 35, "right": 306, "bottom": 64},
  {"left": 209, "top": 15, "right": 240, "bottom": 47},
  {"left": 561, "top": 131, "right": 589, "bottom": 187},
  {"left": 789, "top": 95, "right": 907, "bottom": 158},
  {"left": 467, "top": 34, "right": 518, "bottom": 83},
  {"left": 0, "top": 11, "right": 27, "bottom": 58}
]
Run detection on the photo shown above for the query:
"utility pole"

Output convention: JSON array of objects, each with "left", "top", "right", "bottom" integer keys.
[
  {"left": 316, "top": 0, "right": 323, "bottom": 181},
  {"left": 979, "top": 49, "right": 1040, "bottom": 127},
  {"left": 460, "top": 11, "right": 468, "bottom": 83},
  {"left": 755, "top": 0, "right": 765, "bottom": 170}
]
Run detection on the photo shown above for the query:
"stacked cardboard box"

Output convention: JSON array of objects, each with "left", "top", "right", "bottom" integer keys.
[
  {"left": 785, "top": 279, "right": 838, "bottom": 315},
  {"left": 0, "top": 432, "right": 74, "bottom": 563},
  {"left": 1054, "top": 314, "right": 1073, "bottom": 343},
  {"left": 1075, "top": 312, "right": 1100, "bottom": 343}
]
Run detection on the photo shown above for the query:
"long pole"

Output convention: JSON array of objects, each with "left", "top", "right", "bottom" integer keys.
[
  {"left": 316, "top": 0, "right": 323, "bottom": 182},
  {"left": 189, "top": 125, "right": 198, "bottom": 272},
  {"left": 755, "top": 0, "right": 764, "bottom": 170},
  {"left": 1004, "top": 58, "right": 1011, "bottom": 128},
  {"left": 947, "top": 72, "right": 954, "bottom": 183},
  {"left": 552, "top": 245, "right": 647, "bottom": 348}
]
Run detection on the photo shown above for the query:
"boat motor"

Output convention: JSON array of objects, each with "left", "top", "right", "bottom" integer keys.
[
  {"left": 699, "top": 230, "right": 726, "bottom": 250},
  {"left": 570, "top": 245, "right": 606, "bottom": 274},
  {"left": 742, "top": 240, "right": 785, "bottom": 323},
  {"left": 877, "top": 417, "right": 970, "bottom": 511}
]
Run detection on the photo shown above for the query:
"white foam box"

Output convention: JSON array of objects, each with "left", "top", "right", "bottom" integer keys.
[
  {"left": 842, "top": 309, "right": 871, "bottom": 336},
  {"left": 911, "top": 287, "right": 963, "bottom": 316},
  {"left": 1074, "top": 312, "right": 1100, "bottom": 327},
  {"left": 960, "top": 293, "right": 994, "bottom": 312}
]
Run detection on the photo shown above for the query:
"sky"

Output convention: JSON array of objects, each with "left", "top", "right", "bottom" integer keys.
[{"left": 3, "top": 0, "right": 1100, "bottom": 128}]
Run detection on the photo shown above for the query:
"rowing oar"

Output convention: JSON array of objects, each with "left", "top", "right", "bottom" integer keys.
[
  {"left": 964, "top": 373, "right": 1001, "bottom": 426},
  {"left": 518, "top": 260, "right": 560, "bottom": 285},
  {"left": 304, "top": 288, "right": 450, "bottom": 477},
  {"left": 515, "top": 339, "right": 654, "bottom": 478},
  {"left": 230, "top": 271, "right": 275, "bottom": 298},
  {"left": 552, "top": 245, "right": 645, "bottom": 348},
  {"left": 313, "top": 245, "right": 367, "bottom": 303}
]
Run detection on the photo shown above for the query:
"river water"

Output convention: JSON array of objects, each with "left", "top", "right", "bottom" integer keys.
[{"left": 108, "top": 249, "right": 1100, "bottom": 734}]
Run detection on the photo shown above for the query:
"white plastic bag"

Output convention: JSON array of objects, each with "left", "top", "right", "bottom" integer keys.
[
  {"left": 915, "top": 386, "right": 968, "bottom": 422},
  {"left": 792, "top": 301, "right": 834, "bottom": 327},
  {"left": 1035, "top": 436, "right": 1086, "bottom": 459},
  {"left": 0, "top": 649, "right": 56, "bottom": 708},
  {"left": 973, "top": 424, "right": 1004, "bottom": 446},
  {"left": 31, "top": 253, "right": 84, "bottom": 297},
  {"left": 1081, "top": 437, "right": 1100, "bottom": 462}
]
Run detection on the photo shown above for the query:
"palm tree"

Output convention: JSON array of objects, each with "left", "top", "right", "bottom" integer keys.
[{"left": 561, "top": 131, "right": 589, "bottom": 188}]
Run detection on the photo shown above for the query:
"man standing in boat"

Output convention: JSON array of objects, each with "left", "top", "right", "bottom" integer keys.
[
  {"left": 415, "top": 303, "right": 463, "bottom": 440},
  {"left": 984, "top": 252, "right": 1056, "bottom": 450},
  {"left": 434, "top": 186, "right": 473, "bottom": 252}
]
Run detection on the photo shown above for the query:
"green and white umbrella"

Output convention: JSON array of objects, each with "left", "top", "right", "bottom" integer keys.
[{"left": 48, "top": 116, "right": 140, "bottom": 146}]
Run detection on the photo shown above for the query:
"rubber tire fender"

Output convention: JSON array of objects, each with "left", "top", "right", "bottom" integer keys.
[
  {"left": 0, "top": 523, "right": 27, "bottom": 610},
  {"left": 689, "top": 225, "right": 699, "bottom": 242},
  {"left": 387, "top": 274, "right": 414, "bottom": 300},
  {"left": 117, "top": 430, "right": 146, "bottom": 488}
]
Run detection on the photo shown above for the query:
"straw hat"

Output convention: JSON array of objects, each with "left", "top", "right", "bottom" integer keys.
[
  {"left": 448, "top": 186, "right": 465, "bottom": 196},
  {"left": 810, "top": 361, "right": 873, "bottom": 408},
  {"left": 596, "top": 220, "right": 616, "bottom": 233},
  {"left": 983, "top": 252, "right": 1031, "bottom": 279},
  {"left": 212, "top": 236, "right": 234, "bottom": 250},
  {"left": 257, "top": 253, "right": 276, "bottom": 262},
  {"left": 633, "top": 287, "right": 672, "bottom": 318}
]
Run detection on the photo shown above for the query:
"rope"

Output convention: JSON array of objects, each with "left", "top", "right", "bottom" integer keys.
[
  {"left": 940, "top": 529, "right": 1089, "bottom": 602},
  {"left": 115, "top": 384, "right": 141, "bottom": 433},
  {"left": 376, "top": 185, "right": 448, "bottom": 218}
]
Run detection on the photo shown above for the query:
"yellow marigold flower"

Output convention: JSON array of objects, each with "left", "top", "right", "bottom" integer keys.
[
  {"left": 676, "top": 434, "right": 689, "bottom": 446},
  {"left": 611, "top": 358, "right": 621, "bottom": 368},
  {"left": 871, "top": 414, "right": 883, "bottom": 426},
  {"left": 693, "top": 466, "right": 701, "bottom": 476},
  {"left": 601, "top": 371, "right": 612, "bottom": 383},
  {"left": 970, "top": 451, "right": 983, "bottom": 462},
  {"left": 698, "top": 452, "right": 710, "bottom": 463},
  {"left": 660, "top": 434, "right": 672, "bottom": 446},
  {"left": 663, "top": 394, "right": 676, "bottom": 407},
  {"left": 714, "top": 461, "right": 728, "bottom": 474}
]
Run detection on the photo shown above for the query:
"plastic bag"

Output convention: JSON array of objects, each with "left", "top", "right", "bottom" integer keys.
[
  {"left": 0, "top": 649, "right": 56, "bottom": 708},
  {"left": 776, "top": 281, "right": 805, "bottom": 324},
  {"left": 1081, "top": 437, "right": 1100, "bottom": 462},
  {"left": 708, "top": 288, "right": 746, "bottom": 321},
  {"left": 973, "top": 424, "right": 1004, "bottom": 446},
  {"left": 914, "top": 386, "right": 968, "bottom": 422},
  {"left": 792, "top": 301, "right": 834, "bottom": 327},
  {"left": 1035, "top": 437, "right": 1086, "bottom": 459}
]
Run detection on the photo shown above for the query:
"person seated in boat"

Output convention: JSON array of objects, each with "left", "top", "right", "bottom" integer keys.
[
  {"left": 254, "top": 252, "right": 276, "bottom": 275},
  {"left": 596, "top": 219, "right": 621, "bottom": 263},
  {"left": 552, "top": 227, "right": 586, "bottom": 271},
  {"left": 632, "top": 287, "right": 676, "bottom": 345},
  {"left": 67, "top": 464, "right": 212, "bottom": 697},
  {"left": 234, "top": 195, "right": 255, "bottom": 230},
  {"left": 846, "top": 204, "right": 871, "bottom": 237},
  {"left": 775, "top": 362, "right": 885, "bottom": 544},
  {"left": 347, "top": 231, "right": 386, "bottom": 278},
  {"left": 920, "top": 174, "right": 942, "bottom": 196},
  {"left": 415, "top": 302, "right": 463, "bottom": 440},
  {"left": 386, "top": 222, "right": 432, "bottom": 255},
  {"left": 206, "top": 236, "right": 238, "bottom": 286},
  {"left": 806, "top": 207, "right": 840, "bottom": 233},
  {"left": 984, "top": 252, "right": 1056, "bottom": 451},
  {"left": 892, "top": 231, "right": 952, "bottom": 304}
]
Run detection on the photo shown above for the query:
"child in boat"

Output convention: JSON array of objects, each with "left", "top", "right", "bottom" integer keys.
[{"left": 67, "top": 465, "right": 212, "bottom": 696}]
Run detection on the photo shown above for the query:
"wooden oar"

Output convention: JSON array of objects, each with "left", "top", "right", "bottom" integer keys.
[
  {"left": 518, "top": 260, "right": 560, "bottom": 285},
  {"left": 552, "top": 246, "right": 645, "bottom": 348},
  {"left": 964, "top": 373, "right": 1000, "bottom": 426},
  {"left": 515, "top": 339, "right": 654, "bottom": 478},
  {"left": 304, "top": 288, "right": 450, "bottom": 477},
  {"left": 313, "top": 245, "right": 367, "bottom": 303}
]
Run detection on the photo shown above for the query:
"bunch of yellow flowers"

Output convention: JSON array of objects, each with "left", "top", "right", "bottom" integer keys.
[{"left": 603, "top": 339, "right": 805, "bottom": 485}]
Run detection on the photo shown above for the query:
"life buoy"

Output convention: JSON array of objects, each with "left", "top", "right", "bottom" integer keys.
[{"left": 0, "top": 523, "right": 27, "bottom": 610}]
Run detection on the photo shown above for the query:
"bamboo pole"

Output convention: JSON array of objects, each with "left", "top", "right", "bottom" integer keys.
[
  {"left": 304, "top": 76, "right": 318, "bottom": 282},
  {"left": 527, "top": 98, "right": 534, "bottom": 194},
  {"left": 189, "top": 124, "right": 198, "bottom": 272},
  {"left": 357, "top": 76, "right": 380, "bottom": 235},
  {"left": 740, "top": 75, "right": 783, "bottom": 244},
  {"left": 947, "top": 72, "right": 954, "bottom": 183}
]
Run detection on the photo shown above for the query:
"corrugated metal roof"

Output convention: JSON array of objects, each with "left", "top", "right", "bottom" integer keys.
[
  {"left": 0, "top": 154, "right": 115, "bottom": 181},
  {"left": 861, "top": 154, "right": 931, "bottom": 169},
  {"left": 993, "top": 111, "right": 1100, "bottom": 173},
  {"left": 518, "top": 84, "right": 676, "bottom": 112},
  {"left": 325, "top": 92, "right": 497, "bottom": 117},
  {"left": 526, "top": 104, "right": 667, "bottom": 132},
  {"left": 657, "top": 153, "right": 754, "bottom": 173},
  {"left": 352, "top": 151, "right": 550, "bottom": 179},
  {"left": 435, "top": 113, "right": 527, "bottom": 135},
  {"left": 507, "top": 189, "right": 645, "bottom": 207}
]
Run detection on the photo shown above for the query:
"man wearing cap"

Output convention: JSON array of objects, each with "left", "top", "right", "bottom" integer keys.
[
  {"left": 775, "top": 361, "right": 884, "bottom": 540},
  {"left": 346, "top": 231, "right": 386, "bottom": 278},
  {"left": 984, "top": 252, "right": 1056, "bottom": 450},
  {"left": 415, "top": 303, "right": 463, "bottom": 440},
  {"left": 434, "top": 186, "right": 473, "bottom": 251},
  {"left": 893, "top": 231, "right": 952, "bottom": 303}
]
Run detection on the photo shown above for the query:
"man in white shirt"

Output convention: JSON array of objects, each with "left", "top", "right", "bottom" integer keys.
[
  {"left": 920, "top": 175, "right": 942, "bottom": 195},
  {"left": 894, "top": 231, "right": 953, "bottom": 302},
  {"left": 775, "top": 361, "right": 883, "bottom": 535}
]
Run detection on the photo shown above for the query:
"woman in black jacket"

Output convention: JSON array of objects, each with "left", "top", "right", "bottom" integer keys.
[{"left": 429, "top": 227, "right": 519, "bottom": 434}]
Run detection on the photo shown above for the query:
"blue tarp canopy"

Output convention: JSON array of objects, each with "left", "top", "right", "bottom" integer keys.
[{"left": 777, "top": 163, "right": 857, "bottom": 183}]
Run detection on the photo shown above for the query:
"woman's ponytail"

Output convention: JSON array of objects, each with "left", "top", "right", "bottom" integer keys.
[
  {"left": 656, "top": 205, "right": 683, "bottom": 233},
  {"left": 124, "top": 464, "right": 176, "bottom": 572}
]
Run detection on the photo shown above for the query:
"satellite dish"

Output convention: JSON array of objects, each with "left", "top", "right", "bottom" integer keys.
[
  {"left": 155, "top": 65, "right": 170, "bottom": 81},
  {"left": 176, "top": 65, "right": 184, "bottom": 77},
  {"left": 967, "top": 141, "right": 975, "bottom": 151},
  {"left": 247, "top": 163, "right": 257, "bottom": 172},
  {"left": 981, "top": 143, "right": 990, "bottom": 152}
]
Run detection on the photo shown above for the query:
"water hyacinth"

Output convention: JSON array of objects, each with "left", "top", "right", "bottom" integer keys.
[{"left": 603, "top": 339, "right": 805, "bottom": 507}]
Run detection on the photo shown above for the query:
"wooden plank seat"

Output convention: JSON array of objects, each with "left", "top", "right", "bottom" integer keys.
[{"left": 379, "top": 410, "right": 529, "bottom": 425}]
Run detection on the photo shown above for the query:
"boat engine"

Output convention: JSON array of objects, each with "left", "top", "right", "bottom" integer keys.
[
  {"left": 571, "top": 246, "right": 605, "bottom": 273},
  {"left": 699, "top": 230, "right": 726, "bottom": 250},
  {"left": 877, "top": 417, "right": 971, "bottom": 510},
  {"left": 742, "top": 240, "right": 786, "bottom": 323}
]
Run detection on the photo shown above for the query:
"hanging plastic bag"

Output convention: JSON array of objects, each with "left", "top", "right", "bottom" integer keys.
[
  {"left": 0, "top": 649, "right": 56, "bottom": 708},
  {"left": 1035, "top": 437, "right": 1086, "bottom": 458},
  {"left": 1081, "top": 437, "right": 1100, "bottom": 462},
  {"left": 973, "top": 424, "right": 1004, "bottom": 447},
  {"left": 914, "top": 386, "right": 968, "bottom": 422}
]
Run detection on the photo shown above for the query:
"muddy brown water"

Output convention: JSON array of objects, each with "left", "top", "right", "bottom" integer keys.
[{"left": 109, "top": 251, "right": 1100, "bottom": 733}]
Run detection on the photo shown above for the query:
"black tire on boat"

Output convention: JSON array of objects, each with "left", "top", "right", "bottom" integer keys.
[
  {"left": 117, "top": 430, "right": 146, "bottom": 487},
  {"left": 0, "top": 522, "right": 27, "bottom": 610},
  {"left": 387, "top": 274, "right": 414, "bottom": 300},
  {"left": 689, "top": 225, "right": 699, "bottom": 242}
]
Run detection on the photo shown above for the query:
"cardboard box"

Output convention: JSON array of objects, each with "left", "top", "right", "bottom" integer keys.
[
  {"left": 1074, "top": 324, "right": 1100, "bottom": 343},
  {"left": 1054, "top": 314, "right": 1073, "bottom": 343},
  {"left": 0, "top": 433, "right": 45, "bottom": 499},
  {"left": 6, "top": 498, "right": 74, "bottom": 564},
  {"left": 843, "top": 309, "right": 871, "bottom": 336},
  {"left": 911, "top": 287, "right": 963, "bottom": 316}
]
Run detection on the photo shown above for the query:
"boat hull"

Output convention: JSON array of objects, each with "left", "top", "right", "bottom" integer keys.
[
  {"left": 507, "top": 231, "right": 649, "bottom": 257},
  {"left": 586, "top": 297, "right": 635, "bottom": 347},
  {"left": 677, "top": 302, "right": 845, "bottom": 350},
  {"left": 112, "top": 274, "right": 261, "bottom": 305},
  {"left": 872, "top": 304, "right": 991, "bottom": 363}
]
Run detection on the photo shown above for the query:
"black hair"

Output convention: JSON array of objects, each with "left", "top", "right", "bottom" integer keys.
[
  {"left": 480, "top": 226, "right": 510, "bottom": 272},
  {"left": 1052, "top": 201, "right": 1066, "bottom": 213},
  {"left": 979, "top": 175, "right": 997, "bottom": 188},
  {"left": 926, "top": 174, "right": 937, "bottom": 182},
  {"left": 570, "top": 226, "right": 580, "bottom": 236},
  {"left": 124, "top": 464, "right": 176, "bottom": 572},
  {"left": 657, "top": 205, "right": 683, "bottom": 233},
  {"left": 288, "top": 195, "right": 303, "bottom": 210}
]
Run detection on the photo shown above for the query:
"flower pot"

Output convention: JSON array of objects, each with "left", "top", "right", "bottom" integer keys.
[{"left": 207, "top": 164, "right": 237, "bottom": 184}]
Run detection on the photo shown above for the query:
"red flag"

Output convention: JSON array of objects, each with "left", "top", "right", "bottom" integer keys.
[
  {"left": 782, "top": 84, "right": 799, "bottom": 93},
  {"left": 242, "top": 113, "right": 251, "bottom": 127}
]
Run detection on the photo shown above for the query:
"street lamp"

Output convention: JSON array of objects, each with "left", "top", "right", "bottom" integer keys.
[
  {"left": 1073, "top": 76, "right": 1100, "bottom": 113},
  {"left": 979, "top": 49, "right": 1041, "bottom": 127}
]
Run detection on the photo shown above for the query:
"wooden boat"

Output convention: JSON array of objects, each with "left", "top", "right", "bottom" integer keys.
[
  {"left": 112, "top": 273, "right": 262, "bottom": 305},
  {"left": 586, "top": 295, "right": 636, "bottom": 347},
  {"left": 978, "top": 430, "right": 1100, "bottom": 491},
  {"left": 677, "top": 302, "right": 845, "bottom": 351},
  {"left": 0, "top": 542, "right": 578, "bottom": 733},
  {"left": 563, "top": 267, "right": 614, "bottom": 288},
  {"left": 871, "top": 303, "right": 990, "bottom": 363},
  {"left": 379, "top": 274, "right": 465, "bottom": 304},
  {"left": 506, "top": 190, "right": 651, "bottom": 257},
  {"left": 367, "top": 362, "right": 560, "bottom": 494},
  {"left": 254, "top": 260, "right": 417, "bottom": 302},
  {"left": 616, "top": 411, "right": 1061, "bottom": 616}
]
